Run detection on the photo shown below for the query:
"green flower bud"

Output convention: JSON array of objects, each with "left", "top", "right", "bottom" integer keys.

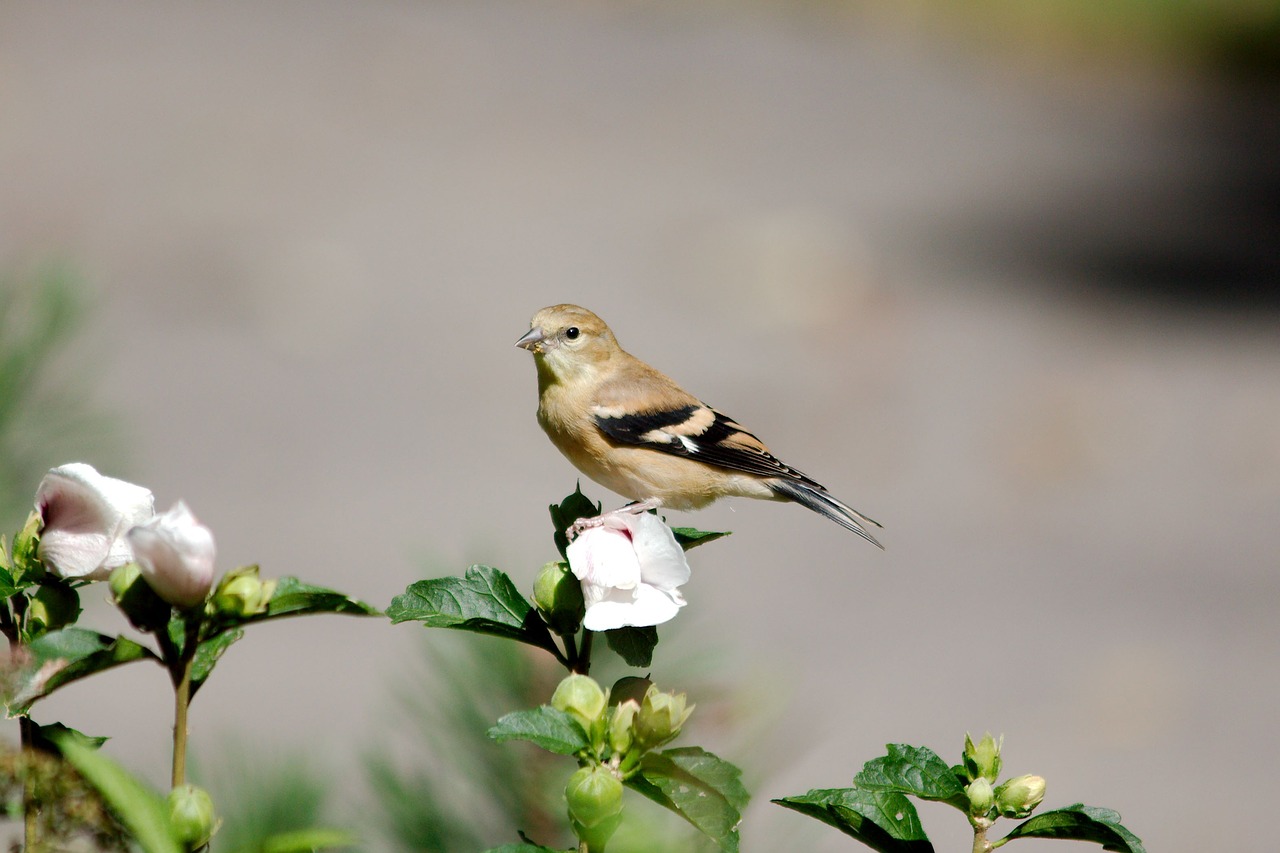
[
  {"left": 633, "top": 685, "right": 693, "bottom": 750},
  {"left": 167, "top": 784, "right": 218, "bottom": 851},
  {"left": 963, "top": 732, "right": 1002, "bottom": 783},
  {"left": 109, "top": 562, "right": 172, "bottom": 633},
  {"left": 608, "top": 699, "right": 639, "bottom": 756},
  {"left": 966, "top": 778, "right": 994, "bottom": 817},
  {"left": 210, "top": 565, "right": 276, "bottom": 619},
  {"left": 26, "top": 583, "right": 81, "bottom": 635},
  {"left": 994, "top": 774, "right": 1046, "bottom": 818},
  {"left": 552, "top": 674, "right": 607, "bottom": 732},
  {"left": 12, "top": 510, "right": 44, "bottom": 582},
  {"left": 566, "top": 765, "right": 624, "bottom": 850},
  {"left": 533, "top": 561, "right": 585, "bottom": 636}
]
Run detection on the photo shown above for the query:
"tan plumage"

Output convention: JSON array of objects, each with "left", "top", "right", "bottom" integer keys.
[{"left": 515, "top": 304, "right": 883, "bottom": 547}]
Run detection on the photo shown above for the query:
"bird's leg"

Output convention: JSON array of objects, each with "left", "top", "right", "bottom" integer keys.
[{"left": 567, "top": 498, "right": 662, "bottom": 540}]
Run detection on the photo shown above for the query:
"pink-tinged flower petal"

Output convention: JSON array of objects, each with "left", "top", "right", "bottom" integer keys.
[
  {"left": 127, "top": 501, "right": 216, "bottom": 608},
  {"left": 567, "top": 512, "right": 691, "bottom": 632},
  {"left": 36, "top": 463, "right": 155, "bottom": 580}
]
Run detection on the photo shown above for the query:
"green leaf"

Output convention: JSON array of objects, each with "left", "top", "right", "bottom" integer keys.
[
  {"left": 1000, "top": 804, "right": 1146, "bottom": 852},
  {"left": 28, "top": 720, "right": 109, "bottom": 751},
  {"left": 12, "top": 511, "right": 44, "bottom": 583},
  {"left": 251, "top": 828, "right": 359, "bottom": 853},
  {"left": 604, "top": 625, "right": 659, "bottom": 667},
  {"left": 549, "top": 485, "right": 601, "bottom": 559},
  {"left": 487, "top": 706, "right": 590, "bottom": 756},
  {"left": 388, "top": 565, "right": 558, "bottom": 655},
  {"left": 0, "top": 564, "right": 17, "bottom": 599},
  {"left": 7, "top": 628, "right": 159, "bottom": 715},
  {"left": 190, "top": 627, "right": 245, "bottom": 696},
  {"left": 256, "top": 576, "right": 382, "bottom": 620},
  {"left": 56, "top": 736, "right": 182, "bottom": 853},
  {"left": 855, "top": 744, "right": 967, "bottom": 808},
  {"left": 670, "top": 527, "right": 730, "bottom": 551},
  {"left": 628, "top": 747, "right": 748, "bottom": 852},
  {"left": 774, "top": 788, "right": 933, "bottom": 853},
  {"left": 483, "top": 845, "right": 564, "bottom": 853}
]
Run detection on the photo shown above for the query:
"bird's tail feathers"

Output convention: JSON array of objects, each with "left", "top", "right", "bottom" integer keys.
[{"left": 769, "top": 479, "right": 884, "bottom": 549}]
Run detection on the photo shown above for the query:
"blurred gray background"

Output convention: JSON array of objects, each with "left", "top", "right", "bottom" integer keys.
[{"left": 2, "top": 1, "right": 1278, "bottom": 851}]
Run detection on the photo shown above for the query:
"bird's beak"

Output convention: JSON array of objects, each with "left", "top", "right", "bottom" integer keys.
[{"left": 515, "top": 326, "right": 546, "bottom": 352}]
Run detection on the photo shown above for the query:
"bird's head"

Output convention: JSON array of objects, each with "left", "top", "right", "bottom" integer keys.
[{"left": 516, "top": 304, "right": 618, "bottom": 384}]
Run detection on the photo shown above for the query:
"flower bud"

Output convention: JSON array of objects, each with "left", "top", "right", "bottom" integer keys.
[
  {"left": 109, "top": 563, "right": 173, "bottom": 632},
  {"left": 565, "top": 765, "right": 624, "bottom": 850},
  {"left": 633, "top": 685, "right": 693, "bottom": 750},
  {"left": 551, "top": 674, "right": 607, "bottom": 732},
  {"left": 532, "top": 561, "right": 585, "bottom": 636},
  {"left": 210, "top": 565, "right": 276, "bottom": 619},
  {"left": 608, "top": 699, "right": 639, "bottom": 756},
  {"left": 963, "top": 732, "right": 1002, "bottom": 783},
  {"left": 26, "top": 583, "right": 81, "bottom": 635},
  {"left": 166, "top": 784, "right": 217, "bottom": 851},
  {"left": 994, "top": 774, "right": 1046, "bottom": 818},
  {"left": 127, "top": 502, "right": 215, "bottom": 609},
  {"left": 965, "top": 778, "right": 994, "bottom": 817}
]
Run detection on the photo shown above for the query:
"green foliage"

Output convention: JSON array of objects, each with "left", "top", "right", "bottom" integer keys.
[
  {"left": 548, "top": 486, "right": 600, "bottom": 559},
  {"left": 488, "top": 706, "right": 591, "bottom": 756},
  {"left": 853, "top": 743, "right": 967, "bottom": 809},
  {"left": 627, "top": 747, "right": 748, "bottom": 853},
  {"left": 1001, "top": 804, "right": 1147, "bottom": 852},
  {"left": 8, "top": 628, "right": 159, "bottom": 715},
  {"left": 776, "top": 740, "right": 1144, "bottom": 852},
  {"left": 604, "top": 626, "right": 658, "bottom": 668},
  {"left": 388, "top": 565, "right": 559, "bottom": 656},
  {"left": 774, "top": 788, "right": 932, "bottom": 853}
]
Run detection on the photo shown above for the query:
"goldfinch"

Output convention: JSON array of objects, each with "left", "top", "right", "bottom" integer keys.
[{"left": 515, "top": 304, "right": 883, "bottom": 548}]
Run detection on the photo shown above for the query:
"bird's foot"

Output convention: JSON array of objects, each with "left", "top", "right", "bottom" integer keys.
[{"left": 566, "top": 498, "right": 662, "bottom": 540}]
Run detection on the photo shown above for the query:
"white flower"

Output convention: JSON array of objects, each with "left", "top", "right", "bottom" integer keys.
[
  {"left": 35, "top": 463, "right": 155, "bottom": 580},
  {"left": 567, "top": 512, "right": 690, "bottom": 631},
  {"left": 127, "top": 501, "right": 216, "bottom": 608}
]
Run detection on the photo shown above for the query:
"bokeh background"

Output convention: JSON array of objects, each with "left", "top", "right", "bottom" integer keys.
[{"left": 2, "top": 2, "right": 1278, "bottom": 851}]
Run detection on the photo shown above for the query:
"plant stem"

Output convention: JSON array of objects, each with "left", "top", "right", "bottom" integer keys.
[
  {"left": 971, "top": 817, "right": 992, "bottom": 853},
  {"left": 574, "top": 630, "right": 594, "bottom": 675},
  {"left": 172, "top": 651, "right": 193, "bottom": 788},
  {"left": 19, "top": 715, "right": 40, "bottom": 850}
]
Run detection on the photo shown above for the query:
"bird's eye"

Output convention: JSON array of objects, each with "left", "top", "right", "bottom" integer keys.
[{"left": 564, "top": 327, "right": 580, "bottom": 340}]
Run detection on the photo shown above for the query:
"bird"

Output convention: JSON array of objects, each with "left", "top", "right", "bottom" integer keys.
[{"left": 515, "top": 304, "right": 883, "bottom": 548}]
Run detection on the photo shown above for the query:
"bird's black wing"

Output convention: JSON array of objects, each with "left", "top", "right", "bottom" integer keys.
[{"left": 593, "top": 403, "right": 825, "bottom": 488}]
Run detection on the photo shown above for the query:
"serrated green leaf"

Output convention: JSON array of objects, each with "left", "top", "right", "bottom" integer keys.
[
  {"left": 550, "top": 486, "right": 601, "bottom": 559},
  {"left": 670, "top": 527, "right": 730, "bottom": 550},
  {"left": 253, "top": 827, "right": 359, "bottom": 853},
  {"left": 1000, "top": 804, "right": 1146, "bottom": 852},
  {"left": 487, "top": 706, "right": 590, "bottom": 756},
  {"left": 774, "top": 788, "right": 933, "bottom": 853},
  {"left": 628, "top": 747, "right": 748, "bottom": 852},
  {"left": 0, "top": 535, "right": 10, "bottom": 572},
  {"left": 388, "top": 566, "right": 558, "bottom": 654},
  {"left": 56, "top": 736, "right": 182, "bottom": 853},
  {"left": 7, "top": 628, "right": 159, "bottom": 715},
  {"left": 604, "top": 625, "right": 658, "bottom": 667},
  {"left": 855, "top": 744, "right": 967, "bottom": 807}
]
